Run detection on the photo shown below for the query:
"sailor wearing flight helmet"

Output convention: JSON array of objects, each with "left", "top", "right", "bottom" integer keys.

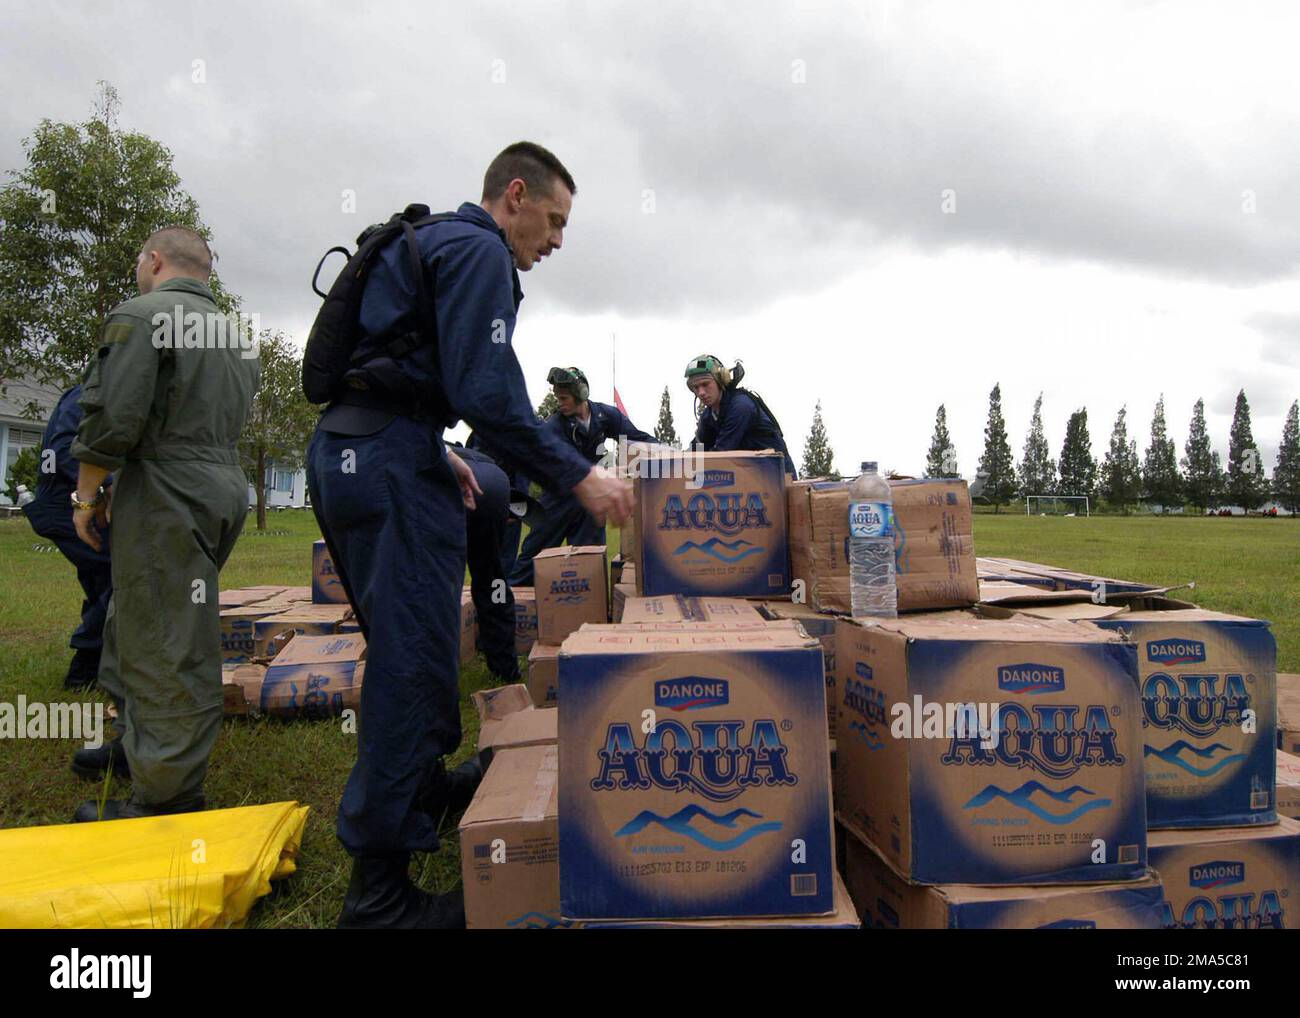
[
  {"left": 685, "top": 354, "right": 797, "bottom": 477},
  {"left": 509, "top": 365, "right": 654, "bottom": 586}
]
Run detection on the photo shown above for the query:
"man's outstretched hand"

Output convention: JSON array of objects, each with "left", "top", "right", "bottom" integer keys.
[
  {"left": 446, "top": 449, "right": 483, "bottom": 511},
  {"left": 574, "top": 466, "right": 634, "bottom": 526}
]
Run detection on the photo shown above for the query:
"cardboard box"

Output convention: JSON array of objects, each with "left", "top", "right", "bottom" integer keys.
[
  {"left": 527, "top": 642, "right": 560, "bottom": 708},
  {"left": 258, "top": 633, "right": 365, "bottom": 717},
  {"left": 535, "top": 545, "right": 608, "bottom": 646},
  {"left": 835, "top": 613, "right": 1146, "bottom": 885},
  {"left": 1147, "top": 817, "right": 1300, "bottom": 929},
  {"left": 1277, "top": 750, "right": 1300, "bottom": 819},
  {"left": 558, "top": 625, "right": 833, "bottom": 920},
  {"left": 787, "top": 477, "right": 978, "bottom": 615},
  {"left": 459, "top": 744, "right": 565, "bottom": 929},
  {"left": 581, "top": 872, "right": 859, "bottom": 929},
  {"left": 976, "top": 556, "right": 1163, "bottom": 597},
  {"left": 220, "top": 603, "right": 291, "bottom": 664},
  {"left": 580, "top": 620, "right": 793, "bottom": 636},
  {"left": 1091, "top": 609, "right": 1277, "bottom": 829},
  {"left": 474, "top": 684, "right": 556, "bottom": 760},
  {"left": 312, "top": 540, "right": 349, "bottom": 604},
  {"left": 620, "top": 595, "right": 766, "bottom": 624},
  {"left": 1279, "top": 673, "right": 1300, "bottom": 754},
  {"left": 844, "top": 835, "right": 1163, "bottom": 929},
  {"left": 251, "top": 605, "right": 352, "bottom": 659},
  {"left": 219, "top": 586, "right": 285, "bottom": 609},
  {"left": 460, "top": 588, "right": 478, "bottom": 666},
  {"left": 611, "top": 582, "right": 635, "bottom": 623},
  {"left": 761, "top": 601, "right": 838, "bottom": 737},
  {"left": 631, "top": 450, "right": 789, "bottom": 598},
  {"left": 513, "top": 587, "right": 538, "bottom": 655}
]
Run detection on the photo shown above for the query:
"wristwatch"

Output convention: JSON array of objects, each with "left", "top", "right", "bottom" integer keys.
[{"left": 70, "top": 487, "right": 104, "bottom": 511}]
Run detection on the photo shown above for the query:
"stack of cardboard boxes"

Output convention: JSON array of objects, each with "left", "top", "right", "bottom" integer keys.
[{"left": 447, "top": 449, "right": 1297, "bottom": 930}]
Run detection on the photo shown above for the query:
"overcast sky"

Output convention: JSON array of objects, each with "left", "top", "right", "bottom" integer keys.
[{"left": 3, "top": 0, "right": 1298, "bottom": 479}]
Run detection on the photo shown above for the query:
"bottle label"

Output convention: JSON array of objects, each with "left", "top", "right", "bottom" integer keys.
[{"left": 849, "top": 501, "right": 893, "bottom": 539}]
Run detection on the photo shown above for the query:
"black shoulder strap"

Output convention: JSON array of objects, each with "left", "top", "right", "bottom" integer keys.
[
  {"left": 734, "top": 386, "right": 785, "bottom": 438},
  {"left": 381, "top": 212, "right": 457, "bottom": 361}
]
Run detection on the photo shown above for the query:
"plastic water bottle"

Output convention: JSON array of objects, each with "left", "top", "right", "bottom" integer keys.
[{"left": 848, "top": 461, "right": 896, "bottom": 619}]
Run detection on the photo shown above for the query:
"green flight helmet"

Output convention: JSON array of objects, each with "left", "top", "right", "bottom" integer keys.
[{"left": 547, "top": 365, "right": 589, "bottom": 403}]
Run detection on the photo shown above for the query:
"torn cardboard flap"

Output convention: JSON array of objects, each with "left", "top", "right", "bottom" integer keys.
[
  {"left": 473, "top": 684, "right": 533, "bottom": 722},
  {"left": 477, "top": 707, "right": 558, "bottom": 756},
  {"left": 461, "top": 745, "right": 559, "bottom": 828},
  {"left": 561, "top": 624, "right": 819, "bottom": 655}
]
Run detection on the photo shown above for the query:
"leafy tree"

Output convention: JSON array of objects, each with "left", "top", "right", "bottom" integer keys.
[
  {"left": 801, "top": 400, "right": 837, "bottom": 478},
  {"left": 1141, "top": 395, "right": 1182, "bottom": 511},
  {"left": 654, "top": 386, "right": 679, "bottom": 446},
  {"left": 536, "top": 390, "right": 559, "bottom": 420},
  {"left": 3, "top": 446, "right": 39, "bottom": 503},
  {"left": 1181, "top": 398, "right": 1222, "bottom": 512},
  {"left": 925, "top": 404, "right": 959, "bottom": 478},
  {"left": 1100, "top": 406, "right": 1142, "bottom": 513},
  {"left": 1274, "top": 400, "right": 1300, "bottom": 515},
  {"left": 0, "top": 82, "right": 234, "bottom": 406},
  {"left": 239, "top": 331, "right": 316, "bottom": 531},
  {"left": 1226, "top": 389, "right": 1268, "bottom": 511},
  {"left": 1017, "top": 392, "right": 1056, "bottom": 496},
  {"left": 1058, "top": 408, "right": 1097, "bottom": 501},
  {"left": 977, "top": 383, "right": 1016, "bottom": 512}
]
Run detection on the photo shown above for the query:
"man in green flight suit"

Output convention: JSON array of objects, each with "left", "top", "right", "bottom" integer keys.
[{"left": 68, "top": 225, "right": 260, "bottom": 822}]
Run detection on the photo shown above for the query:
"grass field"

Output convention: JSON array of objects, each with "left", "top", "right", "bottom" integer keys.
[{"left": 1, "top": 508, "right": 1296, "bottom": 927}]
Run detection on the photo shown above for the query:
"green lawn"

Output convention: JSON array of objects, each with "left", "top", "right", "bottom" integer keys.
[{"left": 0, "top": 508, "right": 1295, "bottom": 927}]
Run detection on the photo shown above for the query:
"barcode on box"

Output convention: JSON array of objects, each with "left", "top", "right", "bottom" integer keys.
[
  {"left": 1119, "top": 844, "right": 1139, "bottom": 865},
  {"left": 1251, "top": 790, "right": 1271, "bottom": 810},
  {"left": 791, "top": 873, "right": 817, "bottom": 897},
  {"left": 768, "top": 574, "right": 784, "bottom": 587}
]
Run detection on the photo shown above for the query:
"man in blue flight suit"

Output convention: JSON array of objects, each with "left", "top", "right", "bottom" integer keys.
[
  {"left": 306, "top": 142, "right": 633, "bottom": 929},
  {"left": 455, "top": 442, "right": 522, "bottom": 683},
  {"left": 685, "top": 353, "right": 798, "bottom": 477},
  {"left": 21, "top": 384, "right": 114, "bottom": 694},
  {"left": 508, "top": 366, "right": 654, "bottom": 586}
]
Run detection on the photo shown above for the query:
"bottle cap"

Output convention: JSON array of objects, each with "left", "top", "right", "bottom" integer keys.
[{"left": 861, "top": 461, "right": 877, "bottom": 473}]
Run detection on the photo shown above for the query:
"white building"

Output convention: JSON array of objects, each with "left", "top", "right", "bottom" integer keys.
[{"left": 0, "top": 378, "right": 61, "bottom": 506}]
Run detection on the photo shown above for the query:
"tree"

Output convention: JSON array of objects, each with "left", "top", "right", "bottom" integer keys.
[
  {"left": 239, "top": 331, "right": 317, "bottom": 531},
  {"left": 0, "top": 82, "right": 235, "bottom": 404},
  {"left": 1017, "top": 392, "right": 1056, "bottom": 497},
  {"left": 977, "top": 383, "right": 1016, "bottom": 511},
  {"left": 654, "top": 386, "right": 679, "bottom": 446},
  {"left": 1226, "top": 389, "right": 1268, "bottom": 512},
  {"left": 1100, "top": 406, "right": 1142, "bottom": 513},
  {"left": 536, "top": 391, "right": 559, "bottom": 420},
  {"left": 801, "top": 400, "right": 837, "bottom": 478},
  {"left": 3, "top": 446, "right": 39, "bottom": 503},
  {"left": 1275, "top": 400, "right": 1300, "bottom": 515},
  {"left": 1181, "top": 398, "right": 1222, "bottom": 512},
  {"left": 925, "top": 404, "right": 959, "bottom": 478},
  {"left": 1141, "top": 395, "right": 1182, "bottom": 512},
  {"left": 1058, "top": 408, "right": 1097, "bottom": 501}
]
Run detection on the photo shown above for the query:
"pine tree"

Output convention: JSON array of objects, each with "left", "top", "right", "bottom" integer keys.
[
  {"left": 1274, "top": 400, "right": 1300, "bottom": 514},
  {"left": 536, "top": 391, "right": 559, "bottom": 420},
  {"left": 925, "top": 404, "right": 959, "bottom": 478},
  {"left": 1017, "top": 392, "right": 1056, "bottom": 497},
  {"left": 1058, "top": 409, "right": 1097, "bottom": 502},
  {"left": 653, "top": 386, "right": 679, "bottom": 446},
  {"left": 1226, "top": 389, "right": 1268, "bottom": 511},
  {"left": 977, "top": 383, "right": 1017, "bottom": 512},
  {"left": 1100, "top": 406, "right": 1142, "bottom": 513},
  {"left": 801, "top": 400, "right": 837, "bottom": 478},
  {"left": 1181, "top": 398, "right": 1221, "bottom": 512},
  {"left": 1141, "top": 395, "right": 1182, "bottom": 512}
]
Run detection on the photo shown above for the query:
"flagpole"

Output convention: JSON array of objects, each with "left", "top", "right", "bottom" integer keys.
[{"left": 611, "top": 331, "right": 616, "bottom": 402}]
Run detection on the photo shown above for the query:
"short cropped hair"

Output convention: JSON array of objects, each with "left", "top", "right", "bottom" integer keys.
[
  {"left": 142, "top": 225, "right": 213, "bottom": 277},
  {"left": 481, "top": 141, "right": 576, "bottom": 202}
]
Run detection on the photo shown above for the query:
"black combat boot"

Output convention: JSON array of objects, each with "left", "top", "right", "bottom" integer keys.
[
  {"left": 63, "top": 648, "right": 101, "bottom": 691},
  {"left": 71, "top": 739, "right": 131, "bottom": 780},
  {"left": 73, "top": 793, "right": 206, "bottom": 823},
  {"left": 418, "top": 755, "right": 485, "bottom": 828},
  {"left": 336, "top": 855, "right": 466, "bottom": 929}
]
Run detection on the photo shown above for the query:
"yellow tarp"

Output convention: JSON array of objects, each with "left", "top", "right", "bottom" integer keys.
[{"left": 0, "top": 801, "right": 310, "bottom": 929}]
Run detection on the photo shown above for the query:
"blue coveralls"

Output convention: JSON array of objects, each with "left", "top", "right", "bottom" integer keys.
[
  {"left": 22, "top": 385, "right": 114, "bottom": 663},
  {"left": 693, "top": 387, "right": 798, "bottom": 477},
  {"left": 508, "top": 402, "right": 652, "bottom": 586},
  {"left": 306, "top": 202, "right": 591, "bottom": 859}
]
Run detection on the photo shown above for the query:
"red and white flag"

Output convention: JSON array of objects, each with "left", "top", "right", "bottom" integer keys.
[{"left": 613, "top": 386, "right": 628, "bottom": 416}]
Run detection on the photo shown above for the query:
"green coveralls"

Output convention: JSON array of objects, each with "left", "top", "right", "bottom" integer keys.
[{"left": 71, "top": 277, "right": 260, "bottom": 807}]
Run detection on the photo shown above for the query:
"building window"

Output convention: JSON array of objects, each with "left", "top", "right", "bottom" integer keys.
[
  {"left": 3, "top": 426, "right": 42, "bottom": 486},
  {"left": 273, "top": 469, "right": 295, "bottom": 493}
]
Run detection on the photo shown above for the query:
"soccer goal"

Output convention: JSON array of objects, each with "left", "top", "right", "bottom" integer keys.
[{"left": 1025, "top": 495, "right": 1090, "bottom": 517}]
